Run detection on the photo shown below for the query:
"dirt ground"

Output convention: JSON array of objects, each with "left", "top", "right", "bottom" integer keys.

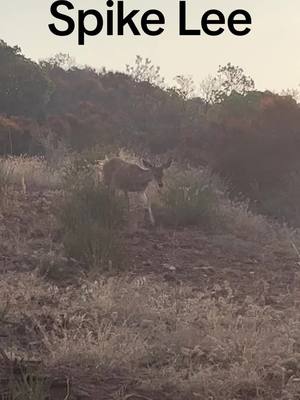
[
  {"left": 128, "top": 227, "right": 298, "bottom": 308},
  {"left": 1, "top": 189, "right": 300, "bottom": 399},
  {"left": 1, "top": 189, "right": 298, "bottom": 305}
]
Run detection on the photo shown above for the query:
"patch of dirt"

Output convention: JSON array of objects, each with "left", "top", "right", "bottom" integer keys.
[
  {"left": 1, "top": 189, "right": 298, "bottom": 306},
  {"left": 127, "top": 227, "right": 298, "bottom": 307}
]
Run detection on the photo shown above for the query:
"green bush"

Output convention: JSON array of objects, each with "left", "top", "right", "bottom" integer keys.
[
  {"left": 58, "top": 164, "right": 127, "bottom": 271},
  {"left": 156, "top": 167, "right": 221, "bottom": 228},
  {"left": 8, "top": 372, "right": 49, "bottom": 400}
]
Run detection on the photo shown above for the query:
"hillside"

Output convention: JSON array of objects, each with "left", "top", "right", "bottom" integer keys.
[
  {"left": 1, "top": 40, "right": 300, "bottom": 225},
  {"left": 1, "top": 38, "right": 300, "bottom": 399},
  {"left": 1, "top": 157, "right": 300, "bottom": 399}
]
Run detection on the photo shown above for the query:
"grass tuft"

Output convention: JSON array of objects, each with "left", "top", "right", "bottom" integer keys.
[
  {"left": 58, "top": 162, "right": 127, "bottom": 272},
  {"left": 155, "top": 167, "right": 222, "bottom": 229}
]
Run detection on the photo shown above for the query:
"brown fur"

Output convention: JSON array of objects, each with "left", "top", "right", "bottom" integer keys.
[
  {"left": 102, "top": 157, "right": 172, "bottom": 225},
  {"left": 103, "top": 158, "right": 153, "bottom": 193}
]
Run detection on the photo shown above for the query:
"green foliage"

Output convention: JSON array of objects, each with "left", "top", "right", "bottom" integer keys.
[
  {"left": 0, "top": 43, "right": 195, "bottom": 155},
  {"left": 254, "top": 171, "right": 300, "bottom": 225},
  {"left": 2, "top": 38, "right": 300, "bottom": 226},
  {"left": 61, "top": 154, "right": 99, "bottom": 190},
  {"left": 207, "top": 92, "right": 300, "bottom": 204},
  {"left": 58, "top": 162, "right": 127, "bottom": 271},
  {"left": 7, "top": 372, "right": 49, "bottom": 400},
  {"left": 0, "top": 40, "right": 52, "bottom": 118},
  {"left": 157, "top": 168, "right": 220, "bottom": 228}
]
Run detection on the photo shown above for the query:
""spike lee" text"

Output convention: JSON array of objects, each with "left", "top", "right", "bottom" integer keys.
[{"left": 49, "top": 0, "right": 252, "bottom": 45}]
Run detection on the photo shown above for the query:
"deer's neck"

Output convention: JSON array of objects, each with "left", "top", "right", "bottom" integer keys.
[
  {"left": 137, "top": 168, "right": 153, "bottom": 186},
  {"left": 123, "top": 168, "right": 152, "bottom": 192}
]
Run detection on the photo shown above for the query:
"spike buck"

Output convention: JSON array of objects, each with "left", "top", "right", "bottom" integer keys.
[{"left": 102, "top": 157, "right": 172, "bottom": 225}]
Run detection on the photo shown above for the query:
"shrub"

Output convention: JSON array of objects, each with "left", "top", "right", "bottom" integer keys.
[
  {"left": 205, "top": 92, "right": 300, "bottom": 226},
  {"left": 251, "top": 171, "right": 300, "bottom": 226},
  {"left": 58, "top": 164, "right": 127, "bottom": 272},
  {"left": 156, "top": 167, "right": 222, "bottom": 228},
  {"left": 7, "top": 371, "right": 49, "bottom": 400},
  {"left": 2, "top": 155, "right": 61, "bottom": 190},
  {"left": 0, "top": 159, "right": 13, "bottom": 204}
]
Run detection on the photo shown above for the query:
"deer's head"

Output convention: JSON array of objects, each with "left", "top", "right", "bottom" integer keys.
[{"left": 142, "top": 159, "right": 172, "bottom": 188}]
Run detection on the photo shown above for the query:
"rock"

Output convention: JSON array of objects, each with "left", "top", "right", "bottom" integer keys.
[
  {"left": 163, "top": 263, "right": 176, "bottom": 271},
  {"left": 142, "top": 260, "right": 152, "bottom": 267}
]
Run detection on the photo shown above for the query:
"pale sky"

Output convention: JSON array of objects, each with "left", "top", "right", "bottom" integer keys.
[{"left": 1, "top": 0, "right": 299, "bottom": 91}]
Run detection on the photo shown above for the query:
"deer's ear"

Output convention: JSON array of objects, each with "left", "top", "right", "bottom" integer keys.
[
  {"left": 163, "top": 158, "right": 173, "bottom": 169},
  {"left": 142, "top": 159, "right": 153, "bottom": 169}
]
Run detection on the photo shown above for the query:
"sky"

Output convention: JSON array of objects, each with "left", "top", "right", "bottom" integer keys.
[{"left": 1, "top": 0, "right": 299, "bottom": 92}]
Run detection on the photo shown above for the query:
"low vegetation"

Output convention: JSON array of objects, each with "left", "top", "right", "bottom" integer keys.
[
  {"left": 57, "top": 161, "right": 127, "bottom": 272},
  {"left": 1, "top": 38, "right": 300, "bottom": 399},
  {"left": 154, "top": 167, "right": 221, "bottom": 229},
  {"left": 152, "top": 165, "right": 280, "bottom": 243},
  {"left": 0, "top": 159, "right": 12, "bottom": 205},
  {"left": 0, "top": 154, "right": 299, "bottom": 398},
  {"left": 2, "top": 272, "right": 300, "bottom": 399}
]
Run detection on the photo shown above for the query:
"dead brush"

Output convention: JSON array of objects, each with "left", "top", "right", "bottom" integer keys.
[
  {"left": 58, "top": 161, "right": 127, "bottom": 272},
  {"left": 0, "top": 159, "right": 13, "bottom": 206},
  {"left": 1, "top": 272, "right": 300, "bottom": 400},
  {"left": 2, "top": 156, "right": 61, "bottom": 191}
]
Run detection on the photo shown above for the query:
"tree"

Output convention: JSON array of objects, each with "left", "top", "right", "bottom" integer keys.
[
  {"left": 172, "top": 75, "right": 195, "bottom": 100},
  {"left": 206, "top": 92, "right": 300, "bottom": 212},
  {"left": 0, "top": 39, "right": 52, "bottom": 117},
  {"left": 280, "top": 88, "right": 300, "bottom": 103},
  {"left": 126, "top": 56, "right": 165, "bottom": 88},
  {"left": 0, "top": 116, "right": 42, "bottom": 155},
  {"left": 198, "top": 74, "right": 221, "bottom": 112},
  {"left": 39, "top": 53, "right": 76, "bottom": 71},
  {"left": 199, "top": 63, "right": 255, "bottom": 106},
  {"left": 212, "top": 63, "right": 255, "bottom": 102}
]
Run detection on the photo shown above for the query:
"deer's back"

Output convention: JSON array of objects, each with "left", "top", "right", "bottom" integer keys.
[
  {"left": 103, "top": 158, "right": 151, "bottom": 192},
  {"left": 102, "top": 158, "right": 127, "bottom": 185}
]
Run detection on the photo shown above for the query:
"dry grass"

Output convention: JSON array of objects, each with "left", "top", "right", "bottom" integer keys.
[
  {"left": 1, "top": 154, "right": 298, "bottom": 243},
  {"left": 0, "top": 154, "right": 298, "bottom": 245},
  {"left": 2, "top": 272, "right": 300, "bottom": 399},
  {"left": 1, "top": 156, "right": 61, "bottom": 191},
  {"left": 152, "top": 165, "right": 287, "bottom": 244},
  {"left": 0, "top": 159, "right": 13, "bottom": 206},
  {"left": 2, "top": 154, "right": 300, "bottom": 398},
  {"left": 57, "top": 156, "right": 127, "bottom": 272}
]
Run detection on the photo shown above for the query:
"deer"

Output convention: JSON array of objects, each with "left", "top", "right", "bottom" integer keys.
[{"left": 102, "top": 157, "right": 172, "bottom": 226}]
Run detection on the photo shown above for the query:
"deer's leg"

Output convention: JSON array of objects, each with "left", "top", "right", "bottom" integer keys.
[
  {"left": 141, "top": 192, "right": 155, "bottom": 226},
  {"left": 127, "top": 192, "right": 139, "bottom": 233}
]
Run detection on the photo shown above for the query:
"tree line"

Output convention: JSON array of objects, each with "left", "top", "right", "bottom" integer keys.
[{"left": 1, "top": 39, "right": 300, "bottom": 225}]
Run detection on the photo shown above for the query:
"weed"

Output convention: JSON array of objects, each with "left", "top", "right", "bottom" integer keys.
[
  {"left": 0, "top": 160, "right": 12, "bottom": 205},
  {"left": 156, "top": 167, "right": 221, "bottom": 228},
  {"left": 58, "top": 163, "right": 127, "bottom": 271},
  {"left": 1, "top": 156, "right": 61, "bottom": 191},
  {"left": 7, "top": 372, "right": 49, "bottom": 400}
]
